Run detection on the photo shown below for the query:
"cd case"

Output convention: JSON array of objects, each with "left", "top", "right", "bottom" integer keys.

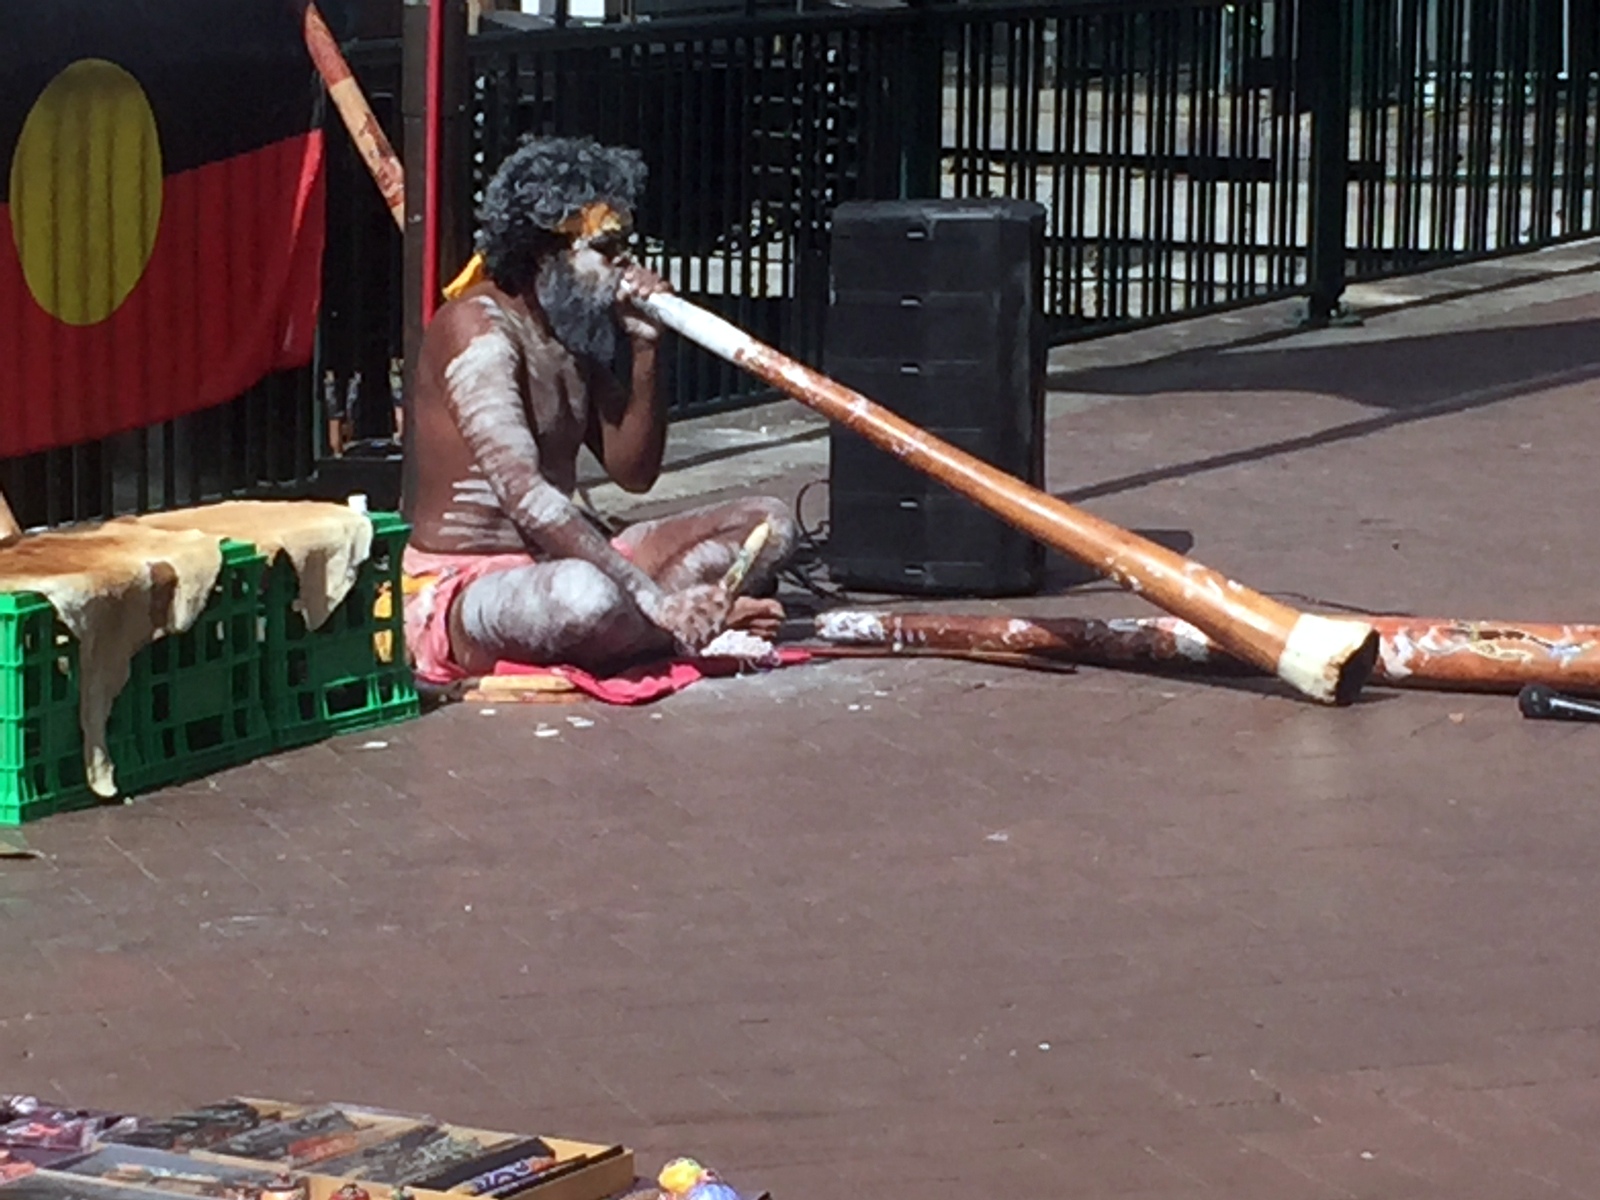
[{"left": 51, "top": 1146, "right": 288, "bottom": 1200}]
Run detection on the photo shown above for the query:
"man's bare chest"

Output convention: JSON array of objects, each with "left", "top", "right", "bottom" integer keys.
[{"left": 506, "top": 321, "right": 590, "bottom": 484}]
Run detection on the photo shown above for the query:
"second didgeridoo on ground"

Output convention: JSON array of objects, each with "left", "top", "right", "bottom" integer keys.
[
  {"left": 632, "top": 291, "right": 1379, "bottom": 705},
  {"left": 813, "top": 611, "right": 1600, "bottom": 695}
]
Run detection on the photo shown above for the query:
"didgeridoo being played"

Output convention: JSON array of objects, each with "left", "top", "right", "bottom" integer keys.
[
  {"left": 630, "top": 291, "right": 1379, "bottom": 705},
  {"left": 812, "top": 611, "right": 1600, "bottom": 696}
]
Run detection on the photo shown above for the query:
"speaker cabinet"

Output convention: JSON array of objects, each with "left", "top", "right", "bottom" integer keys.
[{"left": 824, "top": 198, "right": 1047, "bottom": 596}]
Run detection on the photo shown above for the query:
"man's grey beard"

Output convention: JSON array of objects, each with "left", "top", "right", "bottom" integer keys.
[{"left": 536, "top": 252, "right": 620, "bottom": 365}]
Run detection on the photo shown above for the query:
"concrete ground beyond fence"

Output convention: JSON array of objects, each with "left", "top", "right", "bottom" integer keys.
[{"left": 6, "top": 243, "right": 1600, "bottom": 1200}]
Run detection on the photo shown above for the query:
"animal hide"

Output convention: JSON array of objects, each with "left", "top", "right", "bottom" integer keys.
[
  {"left": 139, "top": 500, "right": 373, "bottom": 631},
  {"left": 0, "top": 521, "right": 224, "bottom": 797}
]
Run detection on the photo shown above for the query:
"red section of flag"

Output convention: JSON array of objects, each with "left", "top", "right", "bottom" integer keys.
[{"left": 0, "top": 130, "right": 325, "bottom": 459}]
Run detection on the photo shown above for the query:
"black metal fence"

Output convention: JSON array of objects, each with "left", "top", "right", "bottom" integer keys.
[
  {"left": 1346, "top": 0, "right": 1599, "bottom": 278},
  {"left": 7, "top": 0, "right": 1599, "bottom": 527},
  {"left": 0, "top": 372, "right": 318, "bottom": 532},
  {"left": 324, "top": 0, "right": 1600, "bottom": 416}
]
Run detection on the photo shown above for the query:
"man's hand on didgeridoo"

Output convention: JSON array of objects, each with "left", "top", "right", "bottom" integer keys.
[{"left": 616, "top": 261, "right": 673, "bottom": 342}]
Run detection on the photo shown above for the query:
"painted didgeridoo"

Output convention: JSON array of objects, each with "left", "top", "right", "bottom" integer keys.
[
  {"left": 303, "top": 3, "right": 406, "bottom": 230},
  {"left": 813, "top": 611, "right": 1600, "bottom": 695},
  {"left": 631, "top": 291, "right": 1379, "bottom": 704}
]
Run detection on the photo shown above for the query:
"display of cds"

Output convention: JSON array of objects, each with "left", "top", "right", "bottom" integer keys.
[{"left": 0, "top": 1097, "right": 632, "bottom": 1200}]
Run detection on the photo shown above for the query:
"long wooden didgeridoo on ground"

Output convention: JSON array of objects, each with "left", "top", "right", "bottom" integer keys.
[
  {"left": 813, "top": 611, "right": 1600, "bottom": 696},
  {"left": 303, "top": 2, "right": 406, "bottom": 231},
  {"left": 632, "top": 292, "right": 1379, "bottom": 705}
]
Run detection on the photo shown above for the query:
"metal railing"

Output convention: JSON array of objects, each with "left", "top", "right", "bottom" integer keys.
[
  {"left": 1347, "top": 0, "right": 1600, "bottom": 278},
  {"left": 941, "top": 0, "right": 1314, "bottom": 329},
  {"left": 330, "top": 0, "right": 1598, "bottom": 416},
  {"left": 7, "top": 0, "right": 1598, "bottom": 526}
]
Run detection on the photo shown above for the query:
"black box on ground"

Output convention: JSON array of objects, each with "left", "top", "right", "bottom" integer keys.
[{"left": 824, "top": 197, "right": 1047, "bottom": 596}]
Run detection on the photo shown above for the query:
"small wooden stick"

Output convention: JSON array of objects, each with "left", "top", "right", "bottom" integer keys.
[
  {"left": 720, "top": 519, "right": 771, "bottom": 598},
  {"left": 466, "top": 673, "right": 580, "bottom": 698}
]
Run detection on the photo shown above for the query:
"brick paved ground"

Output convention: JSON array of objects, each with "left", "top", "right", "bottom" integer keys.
[{"left": 5, "top": 247, "right": 1600, "bottom": 1200}]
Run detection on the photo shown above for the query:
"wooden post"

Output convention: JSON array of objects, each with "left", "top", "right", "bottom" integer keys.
[
  {"left": 400, "top": 0, "right": 465, "bottom": 503},
  {"left": 401, "top": 0, "right": 431, "bottom": 464}
]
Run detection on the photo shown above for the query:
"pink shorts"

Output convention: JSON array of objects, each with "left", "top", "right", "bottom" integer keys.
[{"left": 401, "top": 543, "right": 632, "bottom": 684}]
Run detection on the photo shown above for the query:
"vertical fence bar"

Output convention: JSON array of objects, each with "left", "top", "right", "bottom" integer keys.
[
  {"left": 1529, "top": 0, "right": 1561, "bottom": 242},
  {"left": 1305, "top": 0, "right": 1349, "bottom": 322},
  {"left": 908, "top": 0, "right": 940, "bottom": 200}
]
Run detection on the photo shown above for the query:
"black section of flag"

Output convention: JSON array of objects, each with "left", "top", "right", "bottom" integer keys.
[{"left": 0, "top": 0, "right": 316, "bottom": 201}]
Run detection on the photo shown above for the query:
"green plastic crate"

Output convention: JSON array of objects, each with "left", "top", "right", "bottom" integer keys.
[
  {"left": 0, "top": 539, "right": 273, "bottom": 825},
  {"left": 0, "top": 592, "right": 108, "bottom": 824},
  {"left": 263, "top": 511, "right": 419, "bottom": 749},
  {"left": 114, "top": 539, "right": 274, "bottom": 795}
]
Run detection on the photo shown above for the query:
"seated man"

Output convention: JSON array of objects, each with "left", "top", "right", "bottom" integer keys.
[{"left": 402, "top": 135, "right": 794, "bottom": 682}]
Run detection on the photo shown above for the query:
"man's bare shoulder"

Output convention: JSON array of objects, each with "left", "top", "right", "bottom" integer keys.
[{"left": 425, "top": 284, "right": 515, "bottom": 357}]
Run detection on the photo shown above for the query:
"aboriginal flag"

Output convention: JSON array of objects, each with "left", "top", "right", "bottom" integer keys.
[{"left": 0, "top": 0, "right": 326, "bottom": 459}]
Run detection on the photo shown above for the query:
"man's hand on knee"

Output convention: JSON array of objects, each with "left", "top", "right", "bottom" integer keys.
[{"left": 650, "top": 582, "right": 730, "bottom": 653}]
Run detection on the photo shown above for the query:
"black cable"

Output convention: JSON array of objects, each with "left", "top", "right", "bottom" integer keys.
[{"left": 778, "top": 477, "right": 853, "bottom": 603}]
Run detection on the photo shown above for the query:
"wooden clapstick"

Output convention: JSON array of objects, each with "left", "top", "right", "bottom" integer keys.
[
  {"left": 631, "top": 291, "right": 1378, "bottom": 705},
  {"left": 720, "top": 519, "right": 771, "bottom": 598},
  {"left": 463, "top": 674, "right": 582, "bottom": 703}
]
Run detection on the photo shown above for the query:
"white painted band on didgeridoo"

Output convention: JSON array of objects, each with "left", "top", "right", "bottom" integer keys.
[
  {"left": 814, "top": 611, "right": 888, "bottom": 644},
  {"left": 636, "top": 293, "right": 758, "bottom": 364},
  {"left": 1276, "top": 613, "right": 1379, "bottom": 704}
]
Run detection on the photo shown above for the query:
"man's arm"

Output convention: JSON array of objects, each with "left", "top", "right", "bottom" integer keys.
[
  {"left": 443, "top": 315, "right": 667, "bottom": 618},
  {"left": 586, "top": 262, "right": 670, "bottom": 493}
]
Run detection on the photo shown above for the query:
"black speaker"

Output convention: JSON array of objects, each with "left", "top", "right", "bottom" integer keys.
[{"left": 824, "top": 198, "right": 1047, "bottom": 596}]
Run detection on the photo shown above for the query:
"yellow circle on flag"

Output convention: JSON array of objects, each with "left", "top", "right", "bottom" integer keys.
[{"left": 9, "top": 59, "right": 164, "bottom": 326}]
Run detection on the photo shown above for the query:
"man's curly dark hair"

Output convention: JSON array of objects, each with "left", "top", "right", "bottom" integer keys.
[{"left": 477, "top": 135, "right": 648, "bottom": 295}]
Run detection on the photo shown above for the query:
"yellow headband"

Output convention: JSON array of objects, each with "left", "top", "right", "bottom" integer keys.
[{"left": 556, "top": 201, "right": 628, "bottom": 240}]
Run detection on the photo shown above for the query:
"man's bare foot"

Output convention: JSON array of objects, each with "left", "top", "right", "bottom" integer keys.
[{"left": 725, "top": 596, "right": 785, "bottom": 641}]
